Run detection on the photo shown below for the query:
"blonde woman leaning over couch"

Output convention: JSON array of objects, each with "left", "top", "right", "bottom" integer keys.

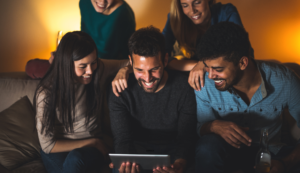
[
  {"left": 111, "top": 0, "right": 253, "bottom": 96},
  {"left": 34, "top": 31, "right": 129, "bottom": 173}
]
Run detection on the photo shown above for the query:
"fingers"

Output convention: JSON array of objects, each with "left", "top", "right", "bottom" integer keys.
[
  {"left": 112, "top": 82, "right": 120, "bottom": 97},
  {"left": 213, "top": 120, "right": 252, "bottom": 148},
  {"left": 188, "top": 71, "right": 200, "bottom": 91},
  {"left": 109, "top": 163, "right": 114, "bottom": 169},
  {"left": 119, "top": 79, "right": 128, "bottom": 91},
  {"left": 234, "top": 126, "right": 252, "bottom": 144},
  {"left": 135, "top": 164, "right": 140, "bottom": 173},
  {"left": 131, "top": 163, "right": 136, "bottom": 173},
  {"left": 112, "top": 78, "right": 128, "bottom": 97},
  {"left": 125, "top": 162, "right": 131, "bottom": 173},
  {"left": 200, "top": 72, "right": 205, "bottom": 88},
  {"left": 119, "top": 162, "right": 126, "bottom": 173},
  {"left": 154, "top": 166, "right": 168, "bottom": 173},
  {"left": 224, "top": 134, "right": 242, "bottom": 148},
  {"left": 188, "top": 62, "right": 206, "bottom": 91}
]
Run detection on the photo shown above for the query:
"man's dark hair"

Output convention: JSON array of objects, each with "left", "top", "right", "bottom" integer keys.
[
  {"left": 196, "top": 22, "right": 251, "bottom": 65},
  {"left": 128, "top": 26, "right": 165, "bottom": 63}
]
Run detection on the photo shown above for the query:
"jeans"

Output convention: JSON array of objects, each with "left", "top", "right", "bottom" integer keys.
[
  {"left": 195, "top": 134, "right": 299, "bottom": 173},
  {"left": 40, "top": 147, "right": 104, "bottom": 173}
]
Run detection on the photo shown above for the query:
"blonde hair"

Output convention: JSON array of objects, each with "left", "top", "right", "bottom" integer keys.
[{"left": 170, "top": 0, "right": 216, "bottom": 59}]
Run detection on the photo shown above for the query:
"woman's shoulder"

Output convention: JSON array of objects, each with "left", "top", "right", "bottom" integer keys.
[
  {"left": 211, "top": 2, "right": 242, "bottom": 26},
  {"left": 211, "top": 2, "right": 238, "bottom": 15}
]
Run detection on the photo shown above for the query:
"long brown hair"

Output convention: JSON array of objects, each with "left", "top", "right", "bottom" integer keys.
[
  {"left": 34, "top": 31, "right": 102, "bottom": 137},
  {"left": 170, "top": 0, "right": 215, "bottom": 58}
]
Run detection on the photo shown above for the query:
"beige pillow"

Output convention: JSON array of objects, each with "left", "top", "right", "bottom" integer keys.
[{"left": 0, "top": 96, "right": 40, "bottom": 170}]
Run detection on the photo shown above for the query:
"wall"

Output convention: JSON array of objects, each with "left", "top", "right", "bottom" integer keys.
[{"left": 0, "top": 0, "right": 299, "bottom": 72}]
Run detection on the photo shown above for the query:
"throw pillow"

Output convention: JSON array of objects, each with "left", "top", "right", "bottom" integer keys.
[{"left": 0, "top": 96, "right": 40, "bottom": 170}]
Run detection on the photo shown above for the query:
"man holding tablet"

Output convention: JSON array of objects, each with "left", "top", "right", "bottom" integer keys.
[{"left": 108, "top": 26, "right": 197, "bottom": 173}]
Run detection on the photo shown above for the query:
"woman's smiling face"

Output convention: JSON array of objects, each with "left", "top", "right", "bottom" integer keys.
[
  {"left": 91, "top": 0, "right": 116, "bottom": 13},
  {"left": 180, "top": 0, "right": 211, "bottom": 26},
  {"left": 74, "top": 49, "right": 98, "bottom": 85}
]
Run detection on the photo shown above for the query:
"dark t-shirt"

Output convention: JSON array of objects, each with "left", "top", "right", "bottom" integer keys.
[{"left": 108, "top": 70, "right": 197, "bottom": 160}]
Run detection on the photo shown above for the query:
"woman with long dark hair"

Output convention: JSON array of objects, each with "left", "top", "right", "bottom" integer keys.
[{"left": 34, "top": 31, "right": 128, "bottom": 173}]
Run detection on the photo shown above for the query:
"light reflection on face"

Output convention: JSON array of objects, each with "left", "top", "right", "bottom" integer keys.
[
  {"left": 204, "top": 57, "right": 241, "bottom": 91},
  {"left": 180, "top": 0, "right": 211, "bottom": 26},
  {"left": 130, "top": 53, "right": 165, "bottom": 93}
]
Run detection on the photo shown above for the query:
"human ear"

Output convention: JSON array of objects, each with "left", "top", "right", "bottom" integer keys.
[
  {"left": 129, "top": 55, "right": 133, "bottom": 66},
  {"left": 239, "top": 56, "right": 248, "bottom": 70}
]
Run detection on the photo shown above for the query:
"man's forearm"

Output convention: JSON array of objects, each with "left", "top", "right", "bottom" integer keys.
[{"left": 167, "top": 59, "right": 198, "bottom": 71}]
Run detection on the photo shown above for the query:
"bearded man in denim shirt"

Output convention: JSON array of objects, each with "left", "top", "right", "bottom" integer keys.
[{"left": 195, "top": 22, "right": 300, "bottom": 173}]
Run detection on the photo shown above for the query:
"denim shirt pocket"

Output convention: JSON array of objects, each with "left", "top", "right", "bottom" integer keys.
[
  {"left": 254, "top": 105, "right": 283, "bottom": 122},
  {"left": 212, "top": 104, "right": 239, "bottom": 118}
]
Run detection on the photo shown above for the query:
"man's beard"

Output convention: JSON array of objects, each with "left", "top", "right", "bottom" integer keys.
[
  {"left": 214, "top": 70, "right": 242, "bottom": 91},
  {"left": 137, "top": 77, "right": 160, "bottom": 93},
  {"left": 137, "top": 71, "right": 163, "bottom": 93}
]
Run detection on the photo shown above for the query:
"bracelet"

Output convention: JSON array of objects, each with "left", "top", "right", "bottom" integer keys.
[{"left": 277, "top": 159, "right": 287, "bottom": 172}]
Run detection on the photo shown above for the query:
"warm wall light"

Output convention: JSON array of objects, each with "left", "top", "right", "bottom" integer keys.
[{"left": 29, "top": 0, "right": 80, "bottom": 52}]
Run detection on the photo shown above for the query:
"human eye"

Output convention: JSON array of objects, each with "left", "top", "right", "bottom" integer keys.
[
  {"left": 194, "top": 0, "right": 202, "bottom": 5},
  {"left": 181, "top": 3, "right": 188, "bottom": 8},
  {"left": 79, "top": 65, "right": 86, "bottom": 69},
  {"left": 215, "top": 68, "right": 223, "bottom": 72}
]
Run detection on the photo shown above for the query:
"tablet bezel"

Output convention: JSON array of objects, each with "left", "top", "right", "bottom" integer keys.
[{"left": 109, "top": 153, "right": 171, "bottom": 170}]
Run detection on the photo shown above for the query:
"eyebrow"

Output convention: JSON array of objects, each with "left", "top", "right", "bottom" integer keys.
[
  {"left": 79, "top": 59, "right": 97, "bottom": 65},
  {"left": 203, "top": 61, "right": 223, "bottom": 69}
]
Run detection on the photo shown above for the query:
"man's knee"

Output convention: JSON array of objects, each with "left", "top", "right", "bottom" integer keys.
[{"left": 196, "top": 134, "right": 227, "bottom": 159}]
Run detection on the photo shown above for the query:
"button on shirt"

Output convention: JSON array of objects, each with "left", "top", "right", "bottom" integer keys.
[{"left": 195, "top": 61, "right": 300, "bottom": 155}]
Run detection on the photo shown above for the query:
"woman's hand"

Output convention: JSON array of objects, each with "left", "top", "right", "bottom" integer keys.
[
  {"left": 188, "top": 61, "right": 206, "bottom": 91},
  {"left": 112, "top": 66, "right": 132, "bottom": 97}
]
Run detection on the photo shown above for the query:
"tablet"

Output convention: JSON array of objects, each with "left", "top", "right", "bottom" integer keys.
[{"left": 109, "top": 153, "right": 170, "bottom": 170}]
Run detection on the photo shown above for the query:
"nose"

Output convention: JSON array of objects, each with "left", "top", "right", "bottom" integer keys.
[
  {"left": 144, "top": 71, "right": 152, "bottom": 82},
  {"left": 192, "top": 4, "right": 198, "bottom": 13},
  {"left": 207, "top": 68, "right": 216, "bottom": 79},
  {"left": 86, "top": 65, "right": 93, "bottom": 75}
]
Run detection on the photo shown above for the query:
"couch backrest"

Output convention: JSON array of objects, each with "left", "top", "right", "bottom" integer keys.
[{"left": 0, "top": 72, "right": 39, "bottom": 112}]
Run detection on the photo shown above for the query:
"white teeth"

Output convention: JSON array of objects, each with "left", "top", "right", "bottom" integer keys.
[
  {"left": 83, "top": 76, "right": 90, "bottom": 78},
  {"left": 214, "top": 80, "right": 223, "bottom": 83},
  {"left": 144, "top": 82, "right": 153, "bottom": 86},
  {"left": 192, "top": 15, "right": 200, "bottom": 19},
  {"left": 96, "top": 2, "right": 105, "bottom": 8}
]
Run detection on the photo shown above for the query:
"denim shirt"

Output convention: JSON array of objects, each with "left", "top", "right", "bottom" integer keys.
[
  {"left": 162, "top": 3, "right": 254, "bottom": 60},
  {"left": 195, "top": 61, "right": 300, "bottom": 154}
]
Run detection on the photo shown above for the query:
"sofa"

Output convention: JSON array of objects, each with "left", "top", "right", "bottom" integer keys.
[{"left": 0, "top": 62, "right": 300, "bottom": 173}]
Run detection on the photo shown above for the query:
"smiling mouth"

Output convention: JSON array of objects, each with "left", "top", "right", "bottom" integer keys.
[
  {"left": 191, "top": 15, "right": 200, "bottom": 20},
  {"left": 96, "top": 1, "right": 106, "bottom": 8},
  {"left": 214, "top": 79, "right": 224, "bottom": 86},
  {"left": 83, "top": 76, "right": 91, "bottom": 79},
  {"left": 142, "top": 81, "right": 156, "bottom": 89}
]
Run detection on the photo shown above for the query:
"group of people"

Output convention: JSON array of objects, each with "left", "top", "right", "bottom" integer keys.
[{"left": 33, "top": 0, "right": 300, "bottom": 173}]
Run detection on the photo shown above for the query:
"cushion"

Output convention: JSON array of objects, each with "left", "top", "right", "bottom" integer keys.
[
  {"left": 0, "top": 96, "right": 41, "bottom": 170},
  {"left": 25, "top": 59, "right": 50, "bottom": 79}
]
